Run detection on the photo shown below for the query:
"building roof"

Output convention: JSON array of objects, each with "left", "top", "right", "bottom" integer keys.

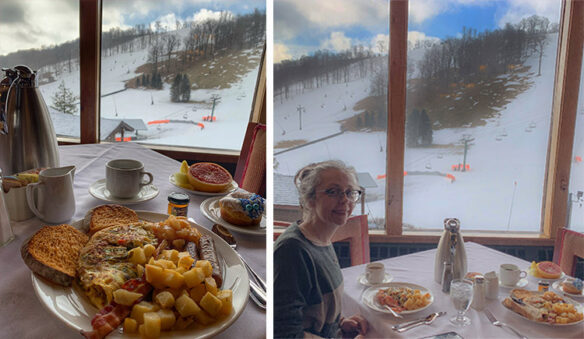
[{"left": 49, "top": 107, "right": 147, "bottom": 140}]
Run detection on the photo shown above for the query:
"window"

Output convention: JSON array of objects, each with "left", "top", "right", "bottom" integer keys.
[
  {"left": 0, "top": 0, "right": 80, "bottom": 140},
  {"left": 99, "top": 1, "right": 266, "bottom": 151},
  {"left": 274, "top": 0, "right": 583, "bottom": 242},
  {"left": 568, "top": 47, "right": 584, "bottom": 232},
  {"left": 273, "top": 0, "right": 389, "bottom": 228},
  {"left": 403, "top": 0, "right": 561, "bottom": 232}
]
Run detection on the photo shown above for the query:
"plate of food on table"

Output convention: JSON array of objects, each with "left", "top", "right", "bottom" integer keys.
[
  {"left": 552, "top": 278, "right": 584, "bottom": 298},
  {"left": 170, "top": 161, "right": 238, "bottom": 196},
  {"left": 502, "top": 288, "right": 583, "bottom": 326},
  {"left": 527, "top": 261, "right": 566, "bottom": 282},
  {"left": 199, "top": 189, "right": 266, "bottom": 236},
  {"left": 362, "top": 282, "right": 434, "bottom": 315},
  {"left": 21, "top": 204, "right": 249, "bottom": 339}
]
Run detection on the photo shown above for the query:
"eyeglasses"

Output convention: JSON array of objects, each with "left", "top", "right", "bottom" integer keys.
[{"left": 318, "top": 188, "right": 362, "bottom": 202}]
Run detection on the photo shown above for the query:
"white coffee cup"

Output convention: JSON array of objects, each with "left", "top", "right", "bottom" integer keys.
[
  {"left": 106, "top": 159, "right": 153, "bottom": 198},
  {"left": 365, "top": 262, "right": 385, "bottom": 284},
  {"left": 484, "top": 271, "right": 499, "bottom": 299},
  {"left": 500, "top": 264, "right": 527, "bottom": 286}
]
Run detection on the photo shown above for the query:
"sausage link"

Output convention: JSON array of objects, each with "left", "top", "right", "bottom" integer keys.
[{"left": 198, "top": 235, "right": 222, "bottom": 288}]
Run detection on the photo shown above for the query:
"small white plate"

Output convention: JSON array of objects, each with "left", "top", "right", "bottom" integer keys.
[
  {"left": 358, "top": 273, "right": 393, "bottom": 286},
  {"left": 527, "top": 269, "right": 565, "bottom": 283},
  {"left": 169, "top": 173, "right": 238, "bottom": 196},
  {"left": 552, "top": 279, "right": 584, "bottom": 298},
  {"left": 200, "top": 196, "right": 266, "bottom": 236},
  {"left": 361, "top": 282, "right": 434, "bottom": 315},
  {"left": 88, "top": 179, "right": 159, "bottom": 204},
  {"left": 499, "top": 278, "right": 528, "bottom": 289}
]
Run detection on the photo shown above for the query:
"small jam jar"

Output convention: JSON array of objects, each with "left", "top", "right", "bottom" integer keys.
[
  {"left": 167, "top": 192, "right": 189, "bottom": 217},
  {"left": 538, "top": 280, "right": 550, "bottom": 292}
]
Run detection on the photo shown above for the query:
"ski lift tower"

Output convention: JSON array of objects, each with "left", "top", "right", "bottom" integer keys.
[
  {"left": 460, "top": 134, "right": 475, "bottom": 172},
  {"left": 297, "top": 105, "right": 305, "bottom": 130},
  {"left": 210, "top": 94, "right": 221, "bottom": 122}
]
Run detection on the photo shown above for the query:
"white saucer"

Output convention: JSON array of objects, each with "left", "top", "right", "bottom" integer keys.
[
  {"left": 88, "top": 179, "right": 159, "bottom": 205},
  {"left": 499, "top": 278, "right": 528, "bottom": 289},
  {"left": 358, "top": 273, "right": 393, "bottom": 286}
]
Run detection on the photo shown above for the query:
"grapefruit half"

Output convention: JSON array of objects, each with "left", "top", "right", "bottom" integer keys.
[
  {"left": 187, "top": 162, "right": 232, "bottom": 192},
  {"left": 535, "top": 261, "right": 562, "bottom": 279}
]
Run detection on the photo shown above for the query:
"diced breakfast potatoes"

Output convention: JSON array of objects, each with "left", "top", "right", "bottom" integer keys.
[
  {"left": 113, "top": 246, "right": 233, "bottom": 338},
  {"left": 541, "top": 291, "right": 583, "bottom": 324}
]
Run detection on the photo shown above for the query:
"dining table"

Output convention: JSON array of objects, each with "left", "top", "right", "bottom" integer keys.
[
  {"left": 0, "top": 142, "right": 266, "bottom": 339},
  {"left": 341, "top": 242, "right": 584, "bottom": 338}
]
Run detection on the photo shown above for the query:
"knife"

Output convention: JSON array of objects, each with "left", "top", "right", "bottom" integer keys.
[{"left": 391, "top": 312, "right": 446, "bottom": 332}]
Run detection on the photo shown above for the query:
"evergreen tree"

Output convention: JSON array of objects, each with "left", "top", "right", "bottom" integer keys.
[
  {"left": 406, "top": 108, "right": 433, "bottom": 147},
  {"left": 136, "top": 76, "right": 141, "bottom": 87},
  {"left": 170, "top": 73, "right": 181, "bottom": 102},
  {"left": 419, "top": 109, "right": 433, "bottom": 145},
  {"left": 180, "top": 74, "right": 191, "bottom": 102},
  {"left": 406, "top": 109, "right": 421, "bottom": 147},
  {"left": 51, "top": 81, "right": 78, "bottom": 115}
]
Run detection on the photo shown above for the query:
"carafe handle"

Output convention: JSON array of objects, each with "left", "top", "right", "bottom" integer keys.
[{"left": 26, "top": 182, "right": 44, "bottom": 220}]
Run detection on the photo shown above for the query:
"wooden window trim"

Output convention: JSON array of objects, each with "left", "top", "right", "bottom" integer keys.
[
  {"left": 385, "top": 0, "right": 583, "bottom": 240},
  {"left": 76, "top": 0, "right": 266, "bottom": 161},
  {"left": 79, "top": 0, "right": 101, "bottom": 144}
]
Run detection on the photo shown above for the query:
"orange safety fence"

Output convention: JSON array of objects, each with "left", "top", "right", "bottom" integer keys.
[
  {"left": 115, "top": 137, "right": 132, "bottom": 142},
  {"left": 576, "top": 156, "right": 582, "bottom": 163},
  {"left": 451, "top": 164, "right": 471, "bottom": 171},
  {"left": 376, "top": 171, "right": 408, "bottom": 180},
  {"left": 147, "top": 119, "right": 170, "bottom": 125}
]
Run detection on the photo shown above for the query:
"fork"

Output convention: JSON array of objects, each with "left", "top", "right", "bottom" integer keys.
[{"left": 484, "top": 308, "right": 528, "bottom": 339}]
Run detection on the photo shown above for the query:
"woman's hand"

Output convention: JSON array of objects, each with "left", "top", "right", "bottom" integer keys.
[{"left": 340, "top": 314, "right": 368, "bottom": 338}]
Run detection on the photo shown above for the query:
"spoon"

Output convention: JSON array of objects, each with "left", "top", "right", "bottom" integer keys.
[
  {"left": 212, "top": 224, "right": 267, "bottom": 292},
  {"left": 392, "top": 312, "right": 446, "bottom": 332}
]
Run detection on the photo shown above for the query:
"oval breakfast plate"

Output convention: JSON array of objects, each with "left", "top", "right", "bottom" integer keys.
[
  {"left": 504, "top": 290, "right": 584, "bottom": 326},
  {"left": 200, "top": 196, "right": 266, "bottom": 236},
  {"left": 552, "top": 279, "right": 584, "bottom": 298},
  {"left": 31, "top": 211, "right": 250, "bottom": 339},
  {"left": 169, "top": 173, "right": 238, "bottom": 196},
  {"left": 361, "top": 282, "right": 434, "bottom": 315}
]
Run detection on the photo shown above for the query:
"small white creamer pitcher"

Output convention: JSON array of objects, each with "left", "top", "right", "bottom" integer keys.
[{"left": 26, "top": 165, "right": 76, "bottom": 224}]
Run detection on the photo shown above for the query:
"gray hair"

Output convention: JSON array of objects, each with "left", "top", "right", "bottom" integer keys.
[{"left": 294, "top": 160, "right": 358, "bottom": 212}]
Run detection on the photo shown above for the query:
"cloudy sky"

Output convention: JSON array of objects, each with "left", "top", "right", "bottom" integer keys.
[
  {"left": 274, "top": 0, "right": 562, "bottom": 63},
  {"left": 0, "top": 0, "right": 265, "bottom": 56}
]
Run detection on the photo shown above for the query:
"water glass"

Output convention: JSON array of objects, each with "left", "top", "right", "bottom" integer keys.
[{"left": 450, "top": 279, "right": 473, "bottom": 326}]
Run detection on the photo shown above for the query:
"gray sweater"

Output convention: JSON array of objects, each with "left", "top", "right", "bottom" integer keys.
[{"left": 273, "top": 222, "right": 343, "bottom": 338}]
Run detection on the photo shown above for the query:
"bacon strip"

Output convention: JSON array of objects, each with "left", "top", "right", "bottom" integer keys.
[{"left": 81, "top": 277, "right": 151, "bottom": 339}]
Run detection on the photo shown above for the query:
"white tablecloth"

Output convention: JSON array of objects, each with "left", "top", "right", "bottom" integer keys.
[
  {"left": 342, "top": 242, "right": 584, "bottom": 339},
  {"left": 0, "top": 143, "right": 266, "bottom": 339}
]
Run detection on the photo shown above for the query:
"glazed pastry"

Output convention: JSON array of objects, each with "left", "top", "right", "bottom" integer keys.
[
  {"left": 562, "top": 278, "right": 583, "bottom": 294},
  {"left": 219, "top": 190, "right": 265, "bottom": 226}
]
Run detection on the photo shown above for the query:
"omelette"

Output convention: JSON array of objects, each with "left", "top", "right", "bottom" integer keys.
[{"left": 77, "top": 223, "right": 158, "bottom": 309}]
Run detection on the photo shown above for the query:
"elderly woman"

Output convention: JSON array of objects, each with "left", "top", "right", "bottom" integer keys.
[{"left": 274, "top": 160, "right": 368, "bottom": 338}]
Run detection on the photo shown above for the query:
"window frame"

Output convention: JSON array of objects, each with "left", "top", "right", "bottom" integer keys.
[
  {"left": 76, "top": 0, "right": 266, "bottom": 164},
  {"left": 372, "top": 0, "right": 583, "bottom": 246}
]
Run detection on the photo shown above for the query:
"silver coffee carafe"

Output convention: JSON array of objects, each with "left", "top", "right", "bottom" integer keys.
[
  {"left": 0, "top": 65, "right": 59, "bottom": 175},
  {"left": 434, "top": 218, "right": 467, "bottom": 284}
]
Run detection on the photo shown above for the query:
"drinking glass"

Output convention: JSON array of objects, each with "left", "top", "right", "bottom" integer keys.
[{"left": 450, "top": 279, "right": 473, "bottom": 326}]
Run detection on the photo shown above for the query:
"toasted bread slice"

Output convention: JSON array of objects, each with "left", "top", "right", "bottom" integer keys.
[
  {"left": 85, "top": 204, "right": 139, "bottom": 235},
  {"left": 21, "top": 224, "right": 88, "bottom": 286},
  {"left": 502, "top": 289, "right": 546, "bottom": 322}
]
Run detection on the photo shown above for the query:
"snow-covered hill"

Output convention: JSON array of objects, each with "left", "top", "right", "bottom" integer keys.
[
  {"left": 38, "top": 29, "right": 263, "bottom": 151},
  {"left": 274, "top": 33, "right": 584, "bottom": 232}
]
